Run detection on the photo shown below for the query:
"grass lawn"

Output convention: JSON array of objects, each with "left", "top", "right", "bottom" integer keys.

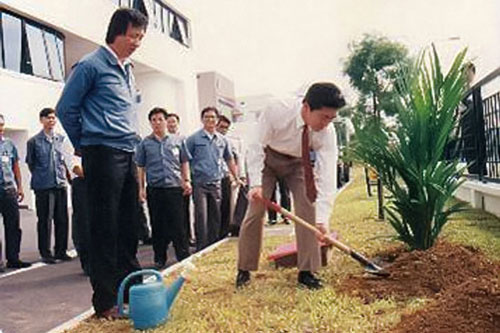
[{"left": 70, "top": 166, "right": 500, "bottom": 333}]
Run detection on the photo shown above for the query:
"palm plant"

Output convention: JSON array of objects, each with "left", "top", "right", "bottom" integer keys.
[{"left": 347, "top": 46, "right": 469, "bottom": 250}]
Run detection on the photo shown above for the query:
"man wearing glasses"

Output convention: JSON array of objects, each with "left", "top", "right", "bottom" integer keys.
[{"left": 186, "top": 107, "right": 239, "bottom": 251}]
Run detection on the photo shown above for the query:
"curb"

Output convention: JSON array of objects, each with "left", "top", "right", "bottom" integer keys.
[{"left": 46, "top": 238, "right": 230, "bottom": 333}]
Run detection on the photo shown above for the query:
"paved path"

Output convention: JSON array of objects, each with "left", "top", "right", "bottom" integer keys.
[
  {"left": 0, "top": 209, "right": 174, "bottom": 333},
  {"left": 0, "top": 211, "right": 294, "bottom": 333},
  {"left": 0, "top": 202, "right": 307, "bottom": 333}
]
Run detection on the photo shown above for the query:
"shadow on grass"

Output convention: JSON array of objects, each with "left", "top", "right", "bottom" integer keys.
[{"left": 449, "top": 199, "right": 500, "bottom": 238}]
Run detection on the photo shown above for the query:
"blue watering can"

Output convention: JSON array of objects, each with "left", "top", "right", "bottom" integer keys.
[{"left": 117, "top": 269, "right": 187, "bottom": 330}]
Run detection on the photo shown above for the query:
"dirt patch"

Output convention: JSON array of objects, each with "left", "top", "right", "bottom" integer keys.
[
  {"left": 391, "top": 275, "right": 500, "bottom": 333},
  {"left": 338, "top": 241, "right": 498, "bottom": 301},
  {"left": 338, "top": 241, "right": 500, "bottom": 333}
]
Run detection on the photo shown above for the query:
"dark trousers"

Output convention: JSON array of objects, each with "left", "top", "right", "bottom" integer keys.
[
  {"left": 183, "top": 194, "right": 192, "bottom": 245},
  {"left": 219, "top": 176, "right": 232, "bottom": 239},
  {"left": 82, "top": 145, "right": 141, "bottom": 314},
  {"left": 230, "top": 185, "right": 249, "bottom": 236},
  {"left": 35, "top": 187, "right": 69, "bottom": 258},
  {"left": 192, "top": 183, "right": 221, "bottom": 251},
  {"left": 137, "top": 202, "right": 150, "bottom": 241},
  {"left": 268, "top": 178, "right": 291, "bottom": 221},
  {"left": 71, "top": 177, "right": 89, "bottom": 274},
  {"left": 147, "top": 187, "right": 189, "bottom": 264},
  {"left": 0, "top": 189, "right": 22, "bottom": 262}
]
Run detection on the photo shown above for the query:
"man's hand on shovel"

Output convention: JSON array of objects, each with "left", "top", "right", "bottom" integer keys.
[
  {"left": 247, "top": 186, "right": 262, "bottom": 202},
  {"left": 316, "top": 224, "right": 328, "bottom": 243}
]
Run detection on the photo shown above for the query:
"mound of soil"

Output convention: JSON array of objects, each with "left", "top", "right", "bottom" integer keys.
[
  {"left": 392, "top": 275, "right": 500, "bottom": 333},
  {"left": 338, "top": 241, "right": 500, "bottom": 333},
  {"left": 338, "top": 241, "right": 498, "bottom": 302}
]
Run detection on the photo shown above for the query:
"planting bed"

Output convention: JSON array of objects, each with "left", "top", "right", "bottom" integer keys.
[
  {"left": 66, "top": 167, "right": 500, "bottom": 332},
  {"left": 339, "top": 241, "right": 500, "bottom": 333}
]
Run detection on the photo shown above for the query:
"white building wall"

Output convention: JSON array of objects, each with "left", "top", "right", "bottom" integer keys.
[
  {"left": 0, "top": 70, "right": 66, "bottom": 207},
  {"left": 0, "top": 71, "right": 63, "bottom": 131},
  {"left": 135, "top": 72, "right": 179, "bottom": 135},
  {"left": 197, "top": 72, "right": 217, "bottom": 111},
  {"left": 197, "top": 71, "right": 236, "bottom": 120},
  {"left": 1, "top": 0, "right": 199, "bottom": 207},
  {"left": 2, "top": 0, "right": 198, "bottom": 127}
]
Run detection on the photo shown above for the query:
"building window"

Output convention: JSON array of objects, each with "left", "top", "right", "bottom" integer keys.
[
  {"left": 1, "top": 13, "right": 22, "bottom": 72},
  {"left": 0, "top": 10, "right": 65, "bottom": 81},
  {"left": 162, "top": 6, "right": 169, "bottom": 35},
  {"left": 45, "top": 32, "right": 64, "bottom": 81},
  {"left": 0, "top": 34, "right": 3, "bottom": 69},
  {"left": 112, "top": 0, "right": 148, "bottom": 17},
  {"left": 25, "top": 24, "right": 51, "bottom": 79},
  {"left": 111, "top": 0, "right": 190, "bottom": 47}
]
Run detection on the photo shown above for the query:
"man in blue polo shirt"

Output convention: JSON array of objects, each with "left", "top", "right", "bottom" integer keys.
[
  {"left": 136, "top": 108, "right": 191, "bottom": 269},
  {"left": 0, "top": 114, "right": 31, "bottom": 270},
  {"left": 166, "top": 113, "right": 194, "bottom": 247},
  {"left": 26, "top": 108, "right": 71, "bottom": 264},
  {"left": 56, "top": 8, "right": 148, "bottom": 318},
  {"left": 186, "top": 107, "right": 239, "bottom": 251}
]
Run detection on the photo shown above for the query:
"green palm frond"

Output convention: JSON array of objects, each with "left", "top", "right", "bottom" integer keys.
[{"left": 347, "top": 46, "right": 468, "bottom": 250}]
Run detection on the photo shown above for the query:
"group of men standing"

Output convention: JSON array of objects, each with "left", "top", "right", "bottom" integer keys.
[
  {"left": 0, "top": 108, "right": 77, "bottom": 273},
  {"left": 2, "top": 6, "right": 347, "bottom": 318}
]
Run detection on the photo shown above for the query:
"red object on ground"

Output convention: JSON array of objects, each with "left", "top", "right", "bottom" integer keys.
[{"left": 268, "top": 232, "right": 339, "bottom": 268}]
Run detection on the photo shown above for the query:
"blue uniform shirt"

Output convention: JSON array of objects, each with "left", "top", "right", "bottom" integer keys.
[
  {"left": 186, "top": 129, "right": 232, "bottom": 185},
  {"left": 26, "top": 131, "right": 68, "bottom": 190},
  {"left": 0, "top": 138, "right": 19, "bottom": 190},
  {"left": 136, "top": 134, "right": 190, "bottom": 188},
  {"left": 56, "top": 46, "right": 140, "bottom": 152}
]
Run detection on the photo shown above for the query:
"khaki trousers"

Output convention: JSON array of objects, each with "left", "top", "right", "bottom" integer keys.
[{"left": 237, "top": 147, "right": 321, "bottom": 272}]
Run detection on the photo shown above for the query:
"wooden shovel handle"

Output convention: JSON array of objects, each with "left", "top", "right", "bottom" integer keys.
[{"left": 257, "top": 196, "right": 351, "bottom": 254}]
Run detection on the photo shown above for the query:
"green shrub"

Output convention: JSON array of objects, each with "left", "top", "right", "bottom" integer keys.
[{"left": 348, "top": 46, "right": 469, "bottom": 250}]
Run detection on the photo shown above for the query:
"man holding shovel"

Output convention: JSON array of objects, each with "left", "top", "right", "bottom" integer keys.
[{"left": 236, "top": 83, "right": 345, "bottom": 289}]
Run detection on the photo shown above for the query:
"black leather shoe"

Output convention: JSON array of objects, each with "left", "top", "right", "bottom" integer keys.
[
  {"left": 54, "top": 253, "right": 73, "bottom": 261},
  {"left": 42, "top": 256, "right": 57, "bottom": 264},
  {"left": 236, "top": 270, "right": 250, "bottom": 288},
  {"left": 6, "top": 260, "right": 32, "bottom": 269},
  {"left": 267, "top": 219, "right": 277, "bottom": 226},
  {"left": 0, "top": 264, "right": 5, "bottom": 273},
  {"left": 94, "top": 306, "right": 125, "bottom": 320},
  {"left": 298, "top": 271, "right": 323, "bottom": 290}
]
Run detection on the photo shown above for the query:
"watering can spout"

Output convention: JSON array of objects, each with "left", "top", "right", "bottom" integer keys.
[
  {"left": 165, "top": 275, "right": 185, "bottom": 310},
  {"left": 166, "top": 261, "right": 195, "bottom": 312}
]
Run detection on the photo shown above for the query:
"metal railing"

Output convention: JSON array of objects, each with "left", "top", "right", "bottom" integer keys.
[{"left": 454, "top": 67, "right": 500, "bottom": 183}]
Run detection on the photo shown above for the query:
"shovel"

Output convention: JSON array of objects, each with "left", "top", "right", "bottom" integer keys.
[{"left": 256, "top": 195, "right": 390, "bottom": 277}]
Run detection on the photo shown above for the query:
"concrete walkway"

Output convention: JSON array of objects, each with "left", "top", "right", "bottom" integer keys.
[
  {"left": 0, "top": 210, "right": 294, "bottom": 333},
  {"left": 0, "top": 209, "right": 174, "bottom": 333}
]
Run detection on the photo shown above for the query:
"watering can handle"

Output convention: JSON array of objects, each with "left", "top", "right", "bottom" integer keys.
[{"left": 117, "top": 269, "right": 163, "bottom": 316}]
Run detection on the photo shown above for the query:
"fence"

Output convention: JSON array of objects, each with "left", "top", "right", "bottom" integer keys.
[{"left": 454, "top": 67, "right": 500, "bottom": 183}]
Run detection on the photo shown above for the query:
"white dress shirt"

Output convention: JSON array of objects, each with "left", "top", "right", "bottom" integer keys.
[{"left": 247, "top": 97, "right": 338, "bottom": 224}]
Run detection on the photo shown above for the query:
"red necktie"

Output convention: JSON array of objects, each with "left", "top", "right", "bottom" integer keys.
[{"left": 302, "top": 125, "right": 317, "bottom": 202}]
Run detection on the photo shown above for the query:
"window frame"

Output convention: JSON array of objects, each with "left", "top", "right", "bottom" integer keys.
[
  {"left": 109, "top": 0, "right": 191, "bottom": 47},
  {"left": 0, "top": 8, "right": 65, "bottom": 82},
  {"left": 1, "top": 11, "right": 23, "bottom": 73},
  {"left": 0, "top": 12, "right": 4, "bottom": 68},
  {"left": 25, "top": 22, "right": 51, "bottom": 79}
]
